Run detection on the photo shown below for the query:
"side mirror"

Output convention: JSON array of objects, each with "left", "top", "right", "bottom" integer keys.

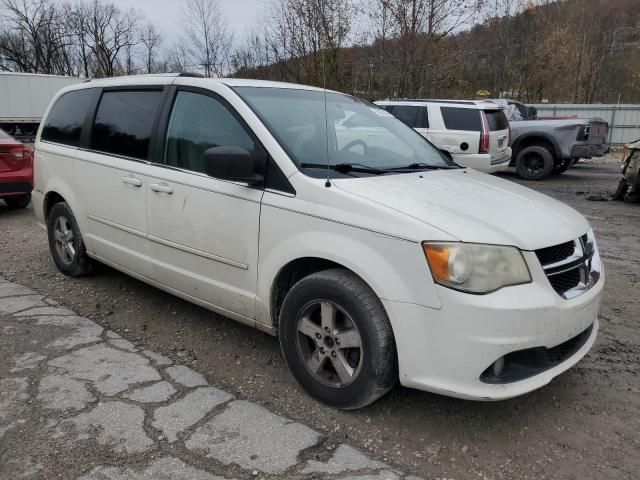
[{"left": 202, "top": 146, "right": 263, "bottom": 185}]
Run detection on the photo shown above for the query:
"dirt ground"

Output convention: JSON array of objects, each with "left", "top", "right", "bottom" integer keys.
[{"left": 1, "top": 155, "right": 638, "bottom": 480}]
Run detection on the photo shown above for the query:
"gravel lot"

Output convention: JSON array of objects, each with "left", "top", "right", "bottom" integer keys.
[{"left": 1, "top": 156, "right": 638, "bottom": 480}]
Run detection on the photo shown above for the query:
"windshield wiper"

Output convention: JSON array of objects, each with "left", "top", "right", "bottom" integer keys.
[
  {"left": 300, "top": 162, "right": 387, "bottom": 175},
  {"left": 383, "top": 162, "right": 460, "bottom": 172}
]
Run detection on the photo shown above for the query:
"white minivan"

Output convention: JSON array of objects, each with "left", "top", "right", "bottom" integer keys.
[
  {"left": 33, "top": 75, "right": 603, "bottom": 409},
  {"left": 376, "top": 99, "right": 512, "bottom": 174}
]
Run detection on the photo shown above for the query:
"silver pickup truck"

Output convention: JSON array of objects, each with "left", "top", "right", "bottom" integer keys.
[{"left": 493, "top": 100, "right": 609, "bottom": 180}]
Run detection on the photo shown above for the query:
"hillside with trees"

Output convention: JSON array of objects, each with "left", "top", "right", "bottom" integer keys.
[
  {"left": 232, "top": 0, "right": 640, "bottom": 103},
  {"left": 1, "top": 0, "right": 639, "bottom": 103}
]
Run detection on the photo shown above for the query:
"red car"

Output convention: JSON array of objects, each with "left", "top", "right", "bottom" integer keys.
[{"left": 0, "top": 128, "right": 33, "bottom": 209}]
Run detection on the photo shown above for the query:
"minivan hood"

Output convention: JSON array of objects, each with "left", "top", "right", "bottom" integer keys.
[{"left": 333, "top": 169, "right": 589, "bottom": 251}]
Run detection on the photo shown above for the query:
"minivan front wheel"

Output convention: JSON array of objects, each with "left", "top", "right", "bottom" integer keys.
[
  {"left": 279, "top": 269, "right": 397, "bottom": 409},
  {"left": 47, "top": 202, "right": 93, "bottom": 276}
]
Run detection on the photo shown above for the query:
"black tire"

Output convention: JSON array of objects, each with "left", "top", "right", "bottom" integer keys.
[
  {"left": 553, "top": 159, "right": 571, "bottom": 174},
  {"left": 279, "top": 268, "right": 397, "bottom": 410},
  {"left": 47, "top": 202, "right": 93, "bottom": 276},
  {"left": 5, "top": 193, "right": 31, "bottom": 209},
  {"left": 612, "top": 179, "right": 628, "bottom": 201},
  {"left": 515, "top": 145, "right": 554, "bottom": 180}
]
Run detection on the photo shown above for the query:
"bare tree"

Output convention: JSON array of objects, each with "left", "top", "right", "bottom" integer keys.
[
  {"left": 81, "top": 0, "right": 141, "bottom": 77},
  {"left": 165, "top": 44, "right": 190, "bottom": 73},
  {"left": 140, "top": 22, "right": 161, "bottom": 73},
  {"left": 262, "top": 0, "right": 354, "bottom": 87},
  {"left": 180, "top": 0, "right": 232, "bottom": 77},
  {"left": 0, "top": 0, "right": 77, "bottom": 75},
  {"left": 66, "top": 0, "right": 93, "bottom": 77},
  {"left": 230, "top": 25, "right": 272, "bottom": 76}
]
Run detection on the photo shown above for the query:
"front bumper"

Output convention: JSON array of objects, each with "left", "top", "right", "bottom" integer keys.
[{"left": 384, "top": 251, "right": 604, "bottom": 401}]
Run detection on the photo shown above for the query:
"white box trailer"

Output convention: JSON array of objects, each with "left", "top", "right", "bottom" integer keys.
[{"left": 0, "top": 72, "right": 84, "bottom": 140}]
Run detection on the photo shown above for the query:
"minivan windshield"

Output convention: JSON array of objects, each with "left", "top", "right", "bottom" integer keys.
[{"left": 234, "top": 87, "right": 456, "bottom": 178}]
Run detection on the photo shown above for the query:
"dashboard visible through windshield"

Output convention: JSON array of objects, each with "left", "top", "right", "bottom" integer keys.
[{"left": 233, "top": 86, "right": 456, "bottom": 178}]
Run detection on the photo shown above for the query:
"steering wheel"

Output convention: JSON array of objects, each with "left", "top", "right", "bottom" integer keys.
[{"left": 341, "top": 139, "right": 368, "bottom": 154}]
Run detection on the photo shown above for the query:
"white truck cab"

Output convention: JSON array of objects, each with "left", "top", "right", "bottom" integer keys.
[
  {"left": 33, "top": 75, "right": 602, "bottom": 408},
  {"left": 376, "top": 99, "right": 512, "bottom": 174}
]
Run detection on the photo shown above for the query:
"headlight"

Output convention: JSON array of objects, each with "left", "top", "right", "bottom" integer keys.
[{"left": 422, "top": 242, "right": 531, "bottom": 294}]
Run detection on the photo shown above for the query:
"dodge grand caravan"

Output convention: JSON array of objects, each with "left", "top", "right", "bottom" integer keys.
[{"left": 33, "top": 74, "right": 603, "bottom": 409}]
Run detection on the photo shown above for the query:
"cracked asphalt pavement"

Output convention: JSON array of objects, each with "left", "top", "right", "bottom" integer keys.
[
  {"left": 0, "top": 279, "right": 418, "bottom": 480},
  {"left": 0, "top": 156, "right": 639, "bottom": 480}
]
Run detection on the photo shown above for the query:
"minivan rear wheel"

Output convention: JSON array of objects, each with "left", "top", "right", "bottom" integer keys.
[
  {"left": 515, "top": 145, "right": 554, "bottom": 180},
  {"left": 279, "top": 269, "right": 397, "bottom": 410},
  {"left": 47, "top": 202, "right": 93, "bottom": 276}
]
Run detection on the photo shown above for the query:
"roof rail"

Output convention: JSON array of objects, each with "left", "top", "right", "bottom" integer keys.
[
  {"left": 409, "top": 99, "right": 476, "bottom": 105},
  {"left": 382, "top": 99, "right": 478, "bottom": 105},
  {"left": 178, "top": 72, "right": 205, "bottom": 78}
]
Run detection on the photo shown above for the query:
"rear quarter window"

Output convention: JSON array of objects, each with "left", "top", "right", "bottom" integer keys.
[
  {"left": 485, "top": 110, "right": 509, "bottom": 131},
  {"left": 41, "top": 89, "right": 95, "bottom": 146},
  {"left": 440, "top": 107, "right": 481, "bottom": 132}
]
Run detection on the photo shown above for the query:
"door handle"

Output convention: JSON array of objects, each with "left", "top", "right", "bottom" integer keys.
[
  {"left": 150, "top": 182, "right": 174, "bottom": 194},
  {"left": 122, "top": 176, "right": 143, "bottom": 187}
]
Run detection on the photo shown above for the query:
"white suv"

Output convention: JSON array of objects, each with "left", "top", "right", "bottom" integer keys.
[
  {"left": 33, "top": 75, "right": 603, "bottom": 408},
  {"left": 376, "top": 99, "right": 512, "bottom": 173}
]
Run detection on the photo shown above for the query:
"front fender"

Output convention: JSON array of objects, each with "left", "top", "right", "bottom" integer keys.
[{"left": 256, "top": 203, "right": 442, "bottom": 327}]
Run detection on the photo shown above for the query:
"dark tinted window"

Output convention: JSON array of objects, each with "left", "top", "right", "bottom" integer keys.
[
  {"left": 384, "top": 103, "right": 430, "bottom": 128},
  {"left": 441, "top": 107, "right": 481, "bottom": 131},
  {"left": 41, "top": 89, "right": 94, "bottom": 146},
  {"left": 417, "top": 107, "right": 429, "bottom": 128},
  {"left": 92, "top": 90, "right": 163, "bottom": 160},
  {"left": 391, "top": 106, "right": 418, "bottom": 128},
  {"left": 485, "top": 110, "right": 509, "bottom": 131},
  {"left": 165, "top": 91, "right": 257, "bottom": 173}
]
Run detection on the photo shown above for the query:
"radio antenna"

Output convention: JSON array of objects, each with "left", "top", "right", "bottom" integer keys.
[{"left": 320, "top": 0, "right": 331, "bottom": 188}]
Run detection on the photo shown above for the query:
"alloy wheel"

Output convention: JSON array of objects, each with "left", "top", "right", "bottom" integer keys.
[
  {"left": 53, "top": 216, "right": 75, "bottom": 265},
  {"left": 522, "top": 152, "right": 545, "bottom": 176},
  {"left": 295, "top": 300, "right": 363, "bottom": 387}
]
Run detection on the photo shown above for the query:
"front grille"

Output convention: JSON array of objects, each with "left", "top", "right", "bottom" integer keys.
[
  {"left": 548, "top": 268, "right": 581, "bottom": 295},
  {"left": 580, "top": 234, "right": 590, "bottom": 252},
  {"left": 535, "top": 241, "right": 575, "bottom": 265},
  {"left": 536, "top": 234, "right": 600, "bottom": 299}
]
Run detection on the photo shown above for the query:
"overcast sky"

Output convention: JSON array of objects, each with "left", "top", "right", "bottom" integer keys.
[{"left": 108, "top": 0, "right": 269, "bottom": 45}]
